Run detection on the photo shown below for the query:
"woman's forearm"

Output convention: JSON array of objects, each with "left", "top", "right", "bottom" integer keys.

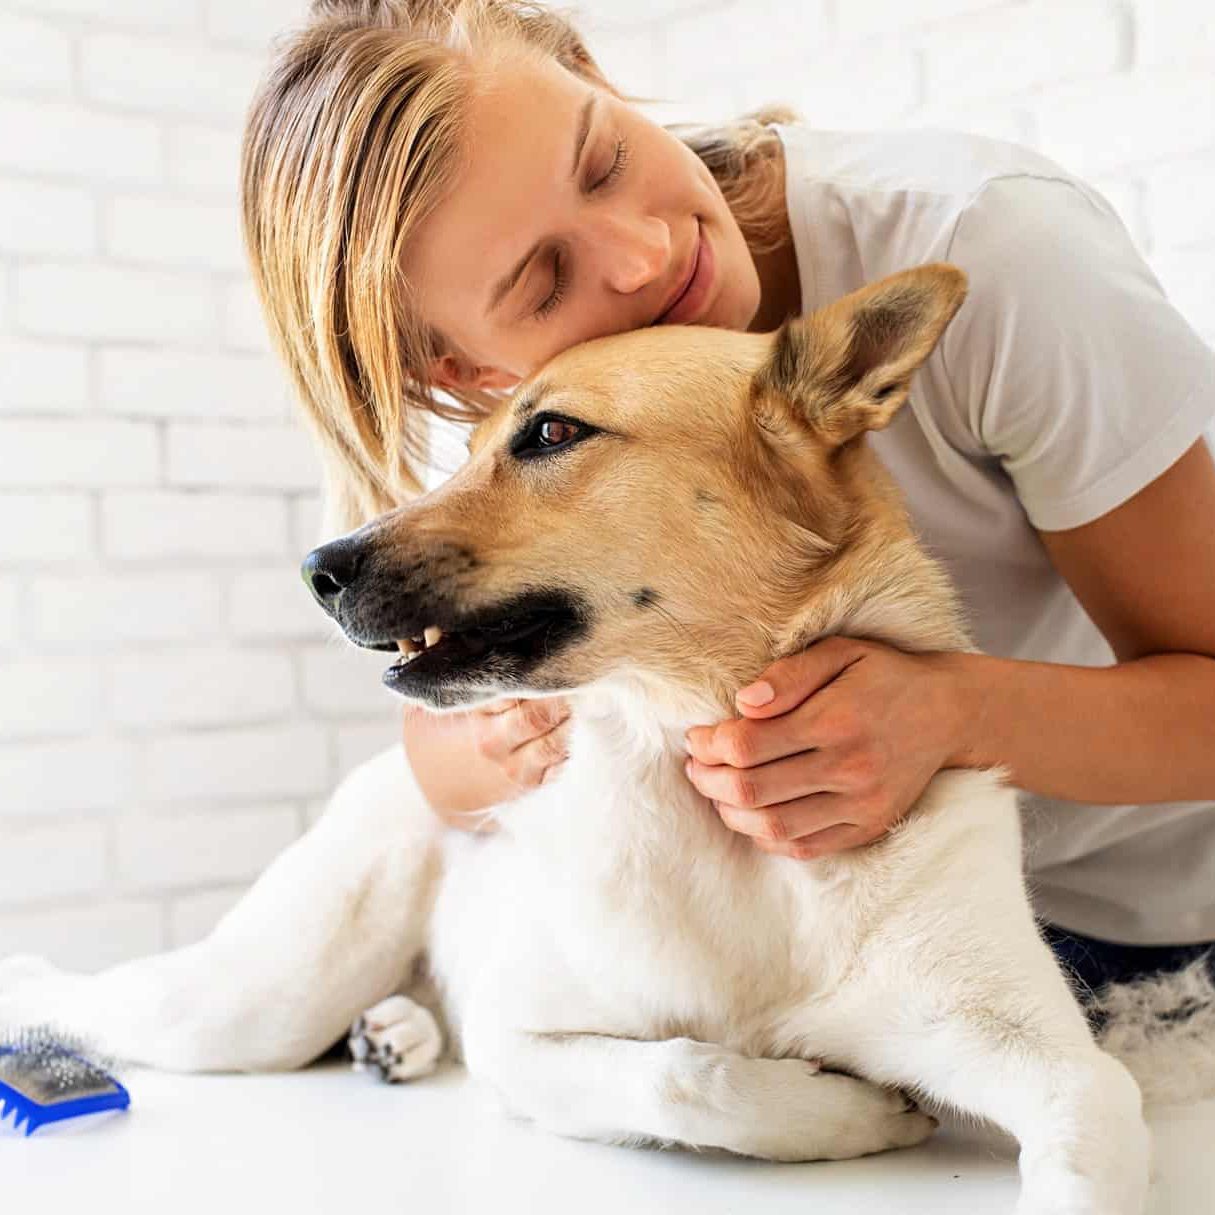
[
  {"left": 939, "top": 649, "right": 1215, "bottom": 804},
  {"left": 402, "top": 705, "right": 504, "bottom": 829}
]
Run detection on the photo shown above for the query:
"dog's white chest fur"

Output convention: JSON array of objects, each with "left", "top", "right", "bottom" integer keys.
[{"left": 428, "top": 680, "right": 1016, "bottom": 1069}]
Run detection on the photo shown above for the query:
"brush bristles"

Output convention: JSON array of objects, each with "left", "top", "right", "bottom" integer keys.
[{"left": 0, "top": 1024, "right": 118, "bottom": 1094}]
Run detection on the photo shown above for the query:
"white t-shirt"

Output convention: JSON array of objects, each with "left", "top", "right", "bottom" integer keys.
[{"left": 770, "top": 122, "right": 1215, "bottom": 945}]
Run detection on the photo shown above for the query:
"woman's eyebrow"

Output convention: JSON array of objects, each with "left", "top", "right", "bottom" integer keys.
[{"left": 485, "top": 91, "right": 598, "bottom": 317}]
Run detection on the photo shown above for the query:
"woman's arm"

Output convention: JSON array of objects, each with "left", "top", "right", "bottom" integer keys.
[
  {"left": 685, "top": 437, "right": 1215, "bottom": 862},
  {"left": 402, "top": 697, "right": 573, "bottom": 830},
  {"left": 942, "top": 436, "right": 1215, "bottom": 804}
]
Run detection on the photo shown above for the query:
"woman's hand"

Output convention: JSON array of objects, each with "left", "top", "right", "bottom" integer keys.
[
  {"left": 471, "top": 696, "right": 574, "bottom": 793},
  {"left": 683, "top": 637, "right": 968, "bottom": 860},
  {"left": 404, "top": 696, "right": 573, "bottom": 831}
]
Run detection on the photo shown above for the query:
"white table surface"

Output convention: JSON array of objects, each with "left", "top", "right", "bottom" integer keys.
[{"left": 3, "top": 1059, "right": 1212, "bottom": 1213}]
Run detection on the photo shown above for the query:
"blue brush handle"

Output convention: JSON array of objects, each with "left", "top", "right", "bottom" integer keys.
[{"left": 0, "top": 1048, "right": 131, "bottom": 1137}]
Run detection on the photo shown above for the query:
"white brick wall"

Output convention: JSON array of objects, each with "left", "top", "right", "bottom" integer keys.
[{"left": 1, "top": 0, "right": 1213, "bottom": 971}]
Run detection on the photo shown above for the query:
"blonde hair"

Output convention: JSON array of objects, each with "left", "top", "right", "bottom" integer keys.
[{"left": 240, "top": 0, "right": 798, "bottom": 533}]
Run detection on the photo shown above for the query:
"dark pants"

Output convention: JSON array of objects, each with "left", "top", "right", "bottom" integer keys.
[{"left": 1043, "top": 921, "right": 1215, "bottom": 1028}]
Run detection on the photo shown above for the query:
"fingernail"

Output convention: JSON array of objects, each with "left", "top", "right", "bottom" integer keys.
[
  {"left": 684, "top": 758, "right": 694, "bottom": 779},
  {"left": 737, "top": 680, "right": 774, "bottom": 707}
]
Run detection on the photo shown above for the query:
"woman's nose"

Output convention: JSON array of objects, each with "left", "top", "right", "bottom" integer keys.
[{"left": 596, "top": 213, "right": 670, "bottom": 295}]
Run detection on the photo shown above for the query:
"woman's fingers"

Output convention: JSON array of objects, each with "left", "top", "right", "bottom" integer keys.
[
  {"left": 712, "top": 792, "right": 852, "bottom": 846},
  {"left": 510, "top": 714, "right": 571, "bottom": 792},
  {"left": 502, "top": 696, "right": 572, "bottom": 752},
  {"left": 684, "top": 749, "right": 843, "bottom": 809}
]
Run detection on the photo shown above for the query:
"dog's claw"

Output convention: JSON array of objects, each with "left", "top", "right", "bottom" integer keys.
[{"left": 347, "top": 995, "right": 443, "bottom": 1083}]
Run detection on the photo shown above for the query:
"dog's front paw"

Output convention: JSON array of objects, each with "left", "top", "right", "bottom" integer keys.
[
  {"left": 349, "top": 995, "right": 442, "bottom": 1083},
  {"left": 798, "top": 1070, "right": 938, "bottom": 1160},
  {"left": 0, "top": 954, "right": 60, "bottom": 994},
  {"left": 0, "top": 955, "right": 69, "bottom": 1033}
]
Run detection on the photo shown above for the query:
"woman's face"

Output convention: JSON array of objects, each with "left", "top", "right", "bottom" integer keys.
[{"left": 403, "top": 48, "right": 764, "bottom": 392}]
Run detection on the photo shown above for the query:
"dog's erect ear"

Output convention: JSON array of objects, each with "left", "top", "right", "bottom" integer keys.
[{"left": 753, "top": 263, "right": 968, "bottom": 448}]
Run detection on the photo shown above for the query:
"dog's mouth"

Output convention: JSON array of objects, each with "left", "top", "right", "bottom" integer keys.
[{"left": 372, "top": 588, "right": 588, "bottom": 698}]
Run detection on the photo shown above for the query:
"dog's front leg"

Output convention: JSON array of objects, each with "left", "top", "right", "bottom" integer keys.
[
  {"left": 464, "top": 1028, "right": 935, "bottom": 1160},
  {"left": 852, "top": 932, "right": 1151, "bottom": 1215},
  {"left": 0, "top": 746, "right": 444, "bottom": 1073}
]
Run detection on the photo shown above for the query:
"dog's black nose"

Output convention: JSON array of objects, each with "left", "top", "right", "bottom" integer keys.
[{"left": 301, "top": 537, "right": 364, "bottom": 614}]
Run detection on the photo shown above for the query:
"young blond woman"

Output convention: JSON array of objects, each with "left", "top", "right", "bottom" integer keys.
[{"left": 242, "top": 0, "right": 1215, "bottom": 1001}]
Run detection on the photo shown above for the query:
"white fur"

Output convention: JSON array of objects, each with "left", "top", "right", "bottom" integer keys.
[{"left": 0, "top": 653, "right": 1175, "bottom": 1211}]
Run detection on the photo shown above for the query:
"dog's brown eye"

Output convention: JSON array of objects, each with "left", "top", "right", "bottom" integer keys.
[
  {"left": 511, "top": 411, "right": 593, "bottom": 460},
  {"left": 538, "top": 420, "right": 577, "bottom": 447}
]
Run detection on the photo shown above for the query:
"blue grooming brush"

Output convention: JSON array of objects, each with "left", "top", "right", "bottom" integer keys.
[{"left": 0, "top": 1025, "right": 130, "bottom": 1136}]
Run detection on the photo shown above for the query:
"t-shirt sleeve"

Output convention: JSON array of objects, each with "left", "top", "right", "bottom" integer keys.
[{"left": 939, "top": 174, "right": 1215, "bottom": 532}]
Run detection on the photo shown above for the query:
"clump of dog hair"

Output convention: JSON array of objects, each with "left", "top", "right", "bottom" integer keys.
[{"left": 1094, "top": 953, "right": 1215, "bottom": 1106}]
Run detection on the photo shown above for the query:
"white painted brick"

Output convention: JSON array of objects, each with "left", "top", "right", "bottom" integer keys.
[
  {"left": 0, "top": 492, "right": 92, "bottom": 564},
  {"left": 0, "top": 262, "right": 11, "bottom": 332},
  {"left": 229, "top": 565, "right": 333, "bottom": 641},
  {"left": 98, "top": 348, "right": 289, "bottom": 420},
  {"left": 922, "top": 1, "right": 1126, "bottom": 105},
  {"left": 168, "top": 884, "right": 245, "bottom": 946},
  {"left": 166, "top": 421, "right": 320, "bottom": 491},
  {"left": 0, "top": 13, "right": 74, "bottom": 94},
  {"left": 116, "top": 805, "right": 298, "bottom": 890},
  {"left": 81, "top": 33, "right": 265, "bottom": 121},
  {"left": 1134, "top": 0, "right": 1214, "bottom": 68},
  {"left": 0, "top": 738, "right": 135, "bottom": 816},
  {"left": 0, "top": 180, "right": 96, "bottom": 258},
  {"left": 0, "top": 579, "right": 19, "bottom": 648},
  {"left": 27, "top": 0, "right": 203, "bottom": 33},
  {"left": 222, "top": 280, "right": 274, "bottom": 353},
  {"left": 572, "top": 0, "right": 720, "bottom": 26},
  {"left": 901, "top": 102, "right": 1031, "bottom": 149},
  {"left": 1143, "top": 156, "right": 1215, "bottom": 250},
  {"left": 205, "top": 0, "right": 310, "bottom": 46},
  {"left": 0, "top": 98, "right": 161, "bottom": 185},
  {"left": 291, "top": 493, "right": 326, "bottom": 552},
  {"left": 30, "top": 572, "right": 225, "bottom": 646},
  {"left": 0, "top": 654, "right": 102, "bottom": 737},
  {"left": 143, "top": 723, "right": 330, "bottom": 802},
  {"left": 659, "top": 0, "right": 829, "bottom": 91},
  {"left": 110, "top": 646, "right": 295, "bottom": 728},
  {"left": 838, "top": 0, "right": 1011, "bottom": 38},
  {"left": 576, "top": 20, "right": 664, "bottom": 99},
  {"left": 769, "top": 42, "right": 921, "bottom": 128},
  {"left": 167, "top": 123, "right": 243, "bottom": 195},
  {"left": 1035, "top": 69, "right": 1215, "bottom": 176},
  {"left": 303, "top": 797, "right": 327, "bottom": 828},
  {"left": 102, "top": 490, "right": 289, "bottom": 560},
  {"left": 335, "top": 721, "right": 403, "bottom": 779},
  {"left": 17, "top": 263, "right": 218, "bottom": 344},
  {"left": 0, "top": 338, "right": 90, "bottom": 415},
  {"left": 1086, "top": 178, "right": 1147, "bottom": 253},
  {"left": 0, "top": 418, "right": 157, "bottom": 489},
  {"left": 0, "top": 822, "right": 108, "bottom": 906},
  {"left": 0, "top": 900, "right": 162, "bottom": 972},
  {"left": 301, "top": 645, "right": 403, "bottom": 718},
  {"left": 1150, "top": 243, "right": 1215, "bottom": 344},
  {"left": 106, "top": 194, "right": 246, "bottom": 273}
]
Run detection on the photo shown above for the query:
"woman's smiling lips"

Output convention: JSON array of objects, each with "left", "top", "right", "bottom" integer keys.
[{"left": 652, "top": 221, "right": 714, "bottom": 325}]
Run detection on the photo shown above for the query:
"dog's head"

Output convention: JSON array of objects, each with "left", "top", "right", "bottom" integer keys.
[{"left": 302, "top": 264, "right": 967, "bottom": 711}]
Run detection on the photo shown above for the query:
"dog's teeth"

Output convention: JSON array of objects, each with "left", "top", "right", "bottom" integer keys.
[
  {"left": 398, "top": 638, "right": 422, "bottom": 656},
  {"left": 423, "top": 626, "right": 443, "bottom": 649}
]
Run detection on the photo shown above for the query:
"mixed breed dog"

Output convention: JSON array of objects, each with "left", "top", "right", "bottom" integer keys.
[{"left": 2, "top": 264, "right": 1182, "bottom": 1211}]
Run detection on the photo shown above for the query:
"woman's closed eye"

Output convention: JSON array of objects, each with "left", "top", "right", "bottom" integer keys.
[{"left": 532, "top": 137, "right": 632, "bottom": 321}]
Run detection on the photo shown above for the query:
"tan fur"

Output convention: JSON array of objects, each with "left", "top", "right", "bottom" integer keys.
[{"left": 357, "top": 264, "right": 972, "bottom": 720}]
